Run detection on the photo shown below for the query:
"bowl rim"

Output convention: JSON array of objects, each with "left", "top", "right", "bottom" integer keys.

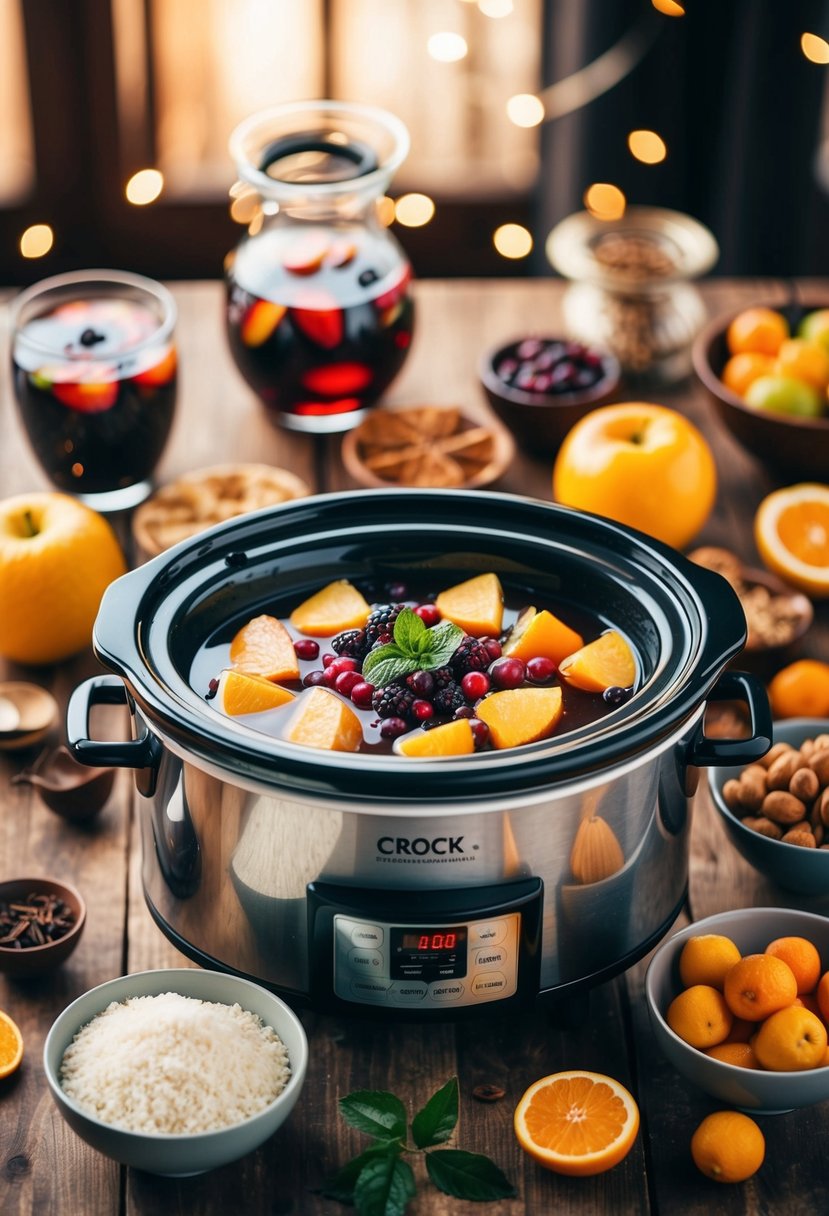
[
  {"left": 645, "top": 906, "right": 829, "bottom": 1078},
  {"left": 43, "top": 967, "right": 309, "bottom": 1142},
  {"left": 478, "top": 336, "right": 621, "bottom": 408},
  {"left": 0, "top": 876, "right": 86, "bottom": 958},
  {"left": 691, "top": 304, "right": 829, "bottom": 434}
]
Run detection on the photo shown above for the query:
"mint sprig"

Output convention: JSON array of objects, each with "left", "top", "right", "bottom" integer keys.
[
  {"left": 361, "top": 608, "right": 463, "bottom": 689},
  {"left": 322, "top": 1077, "right": 516, "bottom": 1214}
]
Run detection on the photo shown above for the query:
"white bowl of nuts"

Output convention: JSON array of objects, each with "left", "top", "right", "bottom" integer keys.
[{"left": 708, "top": 719, "right": 829, "bottom": 895}]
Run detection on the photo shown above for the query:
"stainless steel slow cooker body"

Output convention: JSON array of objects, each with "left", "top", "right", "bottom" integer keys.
[{"left": 68, "top": 490, "right": 771, "bottom": 1017}]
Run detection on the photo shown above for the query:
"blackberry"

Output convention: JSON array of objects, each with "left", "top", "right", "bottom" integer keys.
[
  {"left": 431, "top": 665, "right": 454, "bottom": 691},
  {"left": 450, "top": 635, "right": 491, "bottom": 677},
  {"left": 365, "top": 603, "right": 406, "bottom": 648},
  {"left": 432, "top": 680, "right": 466, "bottom": 716},
  {"left": 371, "top": 680, "right": 416, "bottom": 720},
  {"left": 331, "top": 628, "right": 367, "bottom": 659}
]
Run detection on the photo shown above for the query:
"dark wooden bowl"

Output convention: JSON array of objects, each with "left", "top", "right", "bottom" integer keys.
[{"left": 0, "top": 877, "right": 86, "bottom": 978}]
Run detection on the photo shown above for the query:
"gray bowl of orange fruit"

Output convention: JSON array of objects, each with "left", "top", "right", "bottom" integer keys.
[{"left": 692, "top": 301, "right": 829, "bottom": 480}]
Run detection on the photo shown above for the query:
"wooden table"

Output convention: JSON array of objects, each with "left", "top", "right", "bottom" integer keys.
[{"left": 1, "top": 279, "right": 827, "bottom": 1215}]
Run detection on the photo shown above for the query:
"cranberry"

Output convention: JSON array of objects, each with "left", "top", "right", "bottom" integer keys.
[
  {"left": 482, "top": 637, "right": 502, "bottom": 660},
  {"left": 328, "top": 656, "right": 358, "bottom": 675},
  {"left": 335, "top": 670, "right": 363, "bottom": 696},
  {"left": 322, "top": 652, "right": 337, "bottom": 668},
  {"left": 414, "top": 603, "right": 441, "bottom": 628},
  {"left": 603, "top": 685, "right": 632, "bottom": 706},
  {"left": 461, "top": 671, "right": 490, "bottom": 701},
  {"left": 408, "top": 670, "right": 435, "bottom": 698},
  {"left": 517, "top": 338, "right": 542, "bottom": 359},
  {"left": 380, "top": 716, "right": 409, "bottom": 740},
  {"left": 469, "top": 718, "right": 490, "bottom": 749},
  {"left": 526, "top": 656, "right": 557, "bottom": 684},
  {"left": 489, "top": 656, "right": 525, "bottom": 689},
  {"left": 453, "top": 705, "right": 475, "bottom": 719},
  {"left": 293, "top": 639, "right": 319, "bottom": 661},
  {"left": 321, "top": 666, "right": 340, "bottom": 687},
  {"left": 412, "top": 699, "right": 434, "bottom": 722},
  {"left": 350, "top": 680, "right": 375, "bottom": 708},
  {"left": 303, "top": 670, "right": 327, "bottom": 688},
  {"left": 387, "top": 581, "right": 407, "bottom": 600}
]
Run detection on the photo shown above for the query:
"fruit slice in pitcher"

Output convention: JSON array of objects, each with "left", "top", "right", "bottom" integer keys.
[
  {"left": 230, "top": 614, "right": 300, "bottom": 681},
  {"left": 283, "top": 232, "right": 330, "bottom": 276},
  {"left": 301, "top": 363, "right": 373, "bottom": 396},
  {"left": 45, "top": 365, "right": 119, "bottom": 412},
  {"left": 558, "top": 631, "right": 635, "bottom": 693},
  {"left": 290, "top": 290, "right": 344, "bottom": 349},
  {"left": 132, "top": 347, "right": 178, "bottom": 386},
  {"left": 240, "top": 300, "right": 287, "bottom": 348},
  {"left": 286, "top": 687, "right": 363, "bottom": 752},
  {"left": 290, "top": 579, "right": 371, "bottom": 636},
  {"left": 219, "top": 669, "right": 296, "bottom": 716},
  {"left": 476, "top": 686, "right": 563, "bottom": 749},
  {"left": 435, "top": 573, "right": 503, "bottom": 637},
  {"left": 502, "top": 607, "right": 583, "bottom": 666}
]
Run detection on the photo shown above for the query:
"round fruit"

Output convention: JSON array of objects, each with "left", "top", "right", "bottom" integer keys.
[
  {"left": 679, "top": 934, "right": 741, "bottom": 990},
  {"left": 666, "top": 984, "right": 733, "bottom": 1048},
  {"left": 690, "top": 1110, "right": 765, "bottom": 1183},
  {"left": 754, "top": 483, "right": 829, "bottom": 598},
  {"left": 513, "top": 1070, "right": 639, "bottom": 1176},
  {"left": 0, "top": 1010, "right": 24, "bottom": 1080},
  {"left": 753, "top": 1005, "right": 827, "bottom": 1071},
  {"left": 765, "top": 936, "right": 822, "bottom": 994},
  {"left": 552, "top": 403, "right": 716, "bottom": 550},
  {"left": 723, "top": 953, "right": 798, "bottom": 1021},
  {"left": 0, "top": 492, "right": 127, "bottom": 665},
  {"left": 768, "top": 659, "right": 829, "bottom": 719},
  {"left": 721, "top": 351, "right": 775, "bottom": 397},
  {"left": 727, "top": 307, "right": 789, "bottom": 357},
  {"left": 744, "top": 374, "right": 823, "bottom": 418},
  {"left": 488, "top": 657, "right": 525, "bottom": 690},
  {"left": 797, "top": 308, "right": 829, "bottom": 354},
  {"left": 526, "top": 656, "right": 557, "bottom": 683},
  {"left": 775, "top": 338, "right": 829, "bottom": 391}
]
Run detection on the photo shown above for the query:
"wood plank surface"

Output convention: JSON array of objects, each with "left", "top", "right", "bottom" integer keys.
[{"left": 1, "top": 277, "right": 827, "bottom": 1216}]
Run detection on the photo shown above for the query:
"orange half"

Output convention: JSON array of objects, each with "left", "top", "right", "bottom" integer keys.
[
  {"left": 0, "top": 1010, "right": 24, "bottom": 1079},
  {"left": 754, "top": 483, "right": 829, "bottom": 598},
  {"left": 514, "top": 1070, "right": 640, "bottom": 1176}
]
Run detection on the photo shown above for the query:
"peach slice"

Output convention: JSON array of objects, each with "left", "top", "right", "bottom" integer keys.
[
  {"left": 502, "top": 606, "right": 584, "bottom": 666},
  {"left": 475, "top": 687, "right": 563, "bottom": 750},
  {"left": 219, "top": 669, "right": 295, "bottom": 716},
  {"left": 558, "top": 630, "right": 636, "bottom": 693},
  {"left": 397, "top": 718, "right": 475, "bottom": 757},
  {"left": 434, "top": 572, "right": 503, "bottom": 637},
  {"left": 229, "top": 614, "right": 300, "bottom": 681},
  {"left": 289, "top": 579, "right": 371, "bottom": 636},
  {"left": 285, "top": 687, "right": 363, "bottom": 752},
  {"left": 240, "top": 300, "right": 287, "bottom": 347}
]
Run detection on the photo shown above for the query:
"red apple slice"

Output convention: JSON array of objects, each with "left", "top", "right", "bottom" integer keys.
[
  {"left": 132, "top": 347, "right": 178, "bottom": 386},
  {"left": 282, "top": 232, "right": 330, "bottom": 276},
  {"left": 290, "top": 290, "right": 344, "bottom": 349}
]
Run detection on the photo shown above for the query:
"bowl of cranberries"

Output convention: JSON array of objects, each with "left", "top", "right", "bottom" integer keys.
[{"left": 479, "top": 335, "right": 620, "bottom": 453}]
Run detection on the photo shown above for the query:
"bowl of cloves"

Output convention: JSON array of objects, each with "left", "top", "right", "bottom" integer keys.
[{"left": 0, "top": 877, "right": 86, "bottom": 977}]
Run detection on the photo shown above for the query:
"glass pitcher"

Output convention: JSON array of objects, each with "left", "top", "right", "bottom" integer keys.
[{"left": 226, "top": 101, "right": 414, "bottom": 433}]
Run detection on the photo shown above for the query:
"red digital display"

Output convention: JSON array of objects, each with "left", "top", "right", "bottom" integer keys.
[
  {"left": 391, "top": 925, "right": 468, "bottom": 980},
  {"left": 417, "top": 932, "right": 457, "bottom": 951},
  {"left": 399, "top": 928, "right": 465, "bottom": 953}
]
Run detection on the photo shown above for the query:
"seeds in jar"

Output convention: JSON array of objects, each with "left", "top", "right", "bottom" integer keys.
[
  {"left": 720, "top": 735, "right": 829, "bottom": 850},
  {"left": 59, "top": 992, "right": 290, "bottom": 1134}
]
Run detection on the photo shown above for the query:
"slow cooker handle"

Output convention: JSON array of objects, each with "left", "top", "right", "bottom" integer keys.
[
  {"left": 66, "top": 675, "right": 162, "bottom": 781},
  {"left": 685, "top": 670, "right": 773, "bottom": 766}
]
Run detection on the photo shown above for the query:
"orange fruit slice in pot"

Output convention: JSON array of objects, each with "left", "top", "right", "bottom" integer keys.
[
  {"left": 397, "top": 718, "right": 474, "bottom": 757},
  {"left": 435, "top": 573, "right": 503, "bottom": 637},
  {"left": 502, "top": 607, "right": 583, "bottom": 665},
  {"left": 475, "top": 686, "right": 563, "bottom": 750},
  {"left": 558, "top": 631, "right": 635, "bottom": 693},
  {"left": 513, "top": 1070, "right": 639, "bottom": 1177},
  {"left": 0, "top": 1010, "right": 23, "bottom": 1079},
  {"left": 289, "top": 579, "right": 371, "bottom": 636},
  {"left": 219, "top": 669, "right": 295, "bottom": 717},
  {"left": 754, "top": 483, "right": 829, "bottom": 598},
  {"left": 229, "top": 614, "right": 300, "bottom": 681},
  {"left": 285, "top": 687, "right": 363, "bottom": 752}
]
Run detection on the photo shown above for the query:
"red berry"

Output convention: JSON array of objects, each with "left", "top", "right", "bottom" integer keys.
[
  {"left": 321, "top": 665, "right": 339, "bottom": 687},
  {"left": 328, "top": 656, "right": 358, "bottom": 675},
  {"left": 293, "top": 639, "right": 320, "bottom": 661},
  {"left": 380, "top": 716, "right": 409, "bottom": 740},
  {"left": 469, "top": 718, "right": 490, "bottom": 748},
  {"left": 303, "top": 670, "right": 327, "bottom": 688},
  {"left": 335, "top": 670, "right": 363, "bottom": 695},
  {"left": 461, "top": 671, "right": 490, "bottom": 701},
  {"left": 453, "top": 705, "right": 475, "bottom": 719},
  {"left": 414, "top": 603, "right": 441, "bottom": 627},
  {"left": 482, "top": 637, "right": 502, "bottom": 660},
  {"left": 322, "top": 652, "right": 337, "bottom": 667},
  {"left": 526, "top": 656, "right": 556, "bottom": 684},
  {"left": 350, "top": 680, "right": 375, "bottom": 708},
  {"left": 489, "top": 656, "right": 525, "bottom": 689},
  {"left": 412, "top": 699, "right": 434, "bottom": 721}
]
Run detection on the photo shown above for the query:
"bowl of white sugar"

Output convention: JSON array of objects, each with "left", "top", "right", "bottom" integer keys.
[{"left": 43, "top": 968, "right": 308, "bottom": 1176}]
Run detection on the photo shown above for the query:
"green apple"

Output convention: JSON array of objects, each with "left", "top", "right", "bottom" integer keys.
[
  {"left": 797, "top": 309, "right": 829, "bottom": 354},
  {"left": 744, "top": 374, "right": 823, "bottom": 418}
]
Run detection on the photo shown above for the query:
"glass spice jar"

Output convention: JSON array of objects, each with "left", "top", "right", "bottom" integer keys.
[{"left": 546, "top": 207, "right": 719, "bottom": 385}]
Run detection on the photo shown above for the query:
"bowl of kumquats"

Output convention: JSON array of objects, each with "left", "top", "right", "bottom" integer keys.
[{"left": 645, "top": 906, "right": 829, "bottom": 1114}]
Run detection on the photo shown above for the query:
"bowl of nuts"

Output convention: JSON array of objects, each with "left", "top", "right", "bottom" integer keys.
[{"left": 708, "top": 719, "right": 829, "bottom": 895}]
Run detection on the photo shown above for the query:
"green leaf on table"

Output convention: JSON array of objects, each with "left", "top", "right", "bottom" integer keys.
[
  {"left": 361, "top": 648, "right": 419, "bottom": 688},
  {"left": 411, "top": 1076, "right": 459, "bottom": 1148},
  {"left": 322, "top": 1140, "right": 404, "bottom": 1203},
  {"left": 353, "top": 1154, "right": 416, "bottom": 1216},
  {"left": 339, "top": 1090, "right": 409, "bottom": 1141},
  {"left": 425, "top": 1149, "right": 517, "bottom": 1201}
]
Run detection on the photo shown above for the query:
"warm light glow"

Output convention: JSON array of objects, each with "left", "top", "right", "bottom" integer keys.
[
  {"left": 19, "top": 224, "right": 54, "bottom": 258},
  {"left": 493, "top": 223, "right": 533, "bottom": 259},
  {"left": 478, "top": 0, "right": 514, "bottom": 17},
  {"left": 583, "top": 183, "right": 626, "bottom": 221},
  {"left": 376, "top": 195, "right": 396, "bottom": 227},
  {"left": 802, "top": 32, "right": 829, "bottom": 64},
  {"left": 427, "top": 32, "right": 468, "bottom": 63},
  {"left": 507, "top": 93, "right": 545, "bottom": 128},
  {"left": 125, "top": 168, "right": 164, "bottom": 205},
  {"left": 229, "top": 191, "right": 260, "bottom": 225},
  {"left": 651, "top": 0, "right": 685, "bottom": 15},
  {"left": 394, "top": 193, "right": 436, "bottom": 227},
  {"left": 627, "top": 129, "right": 667, "bottom": 164}
]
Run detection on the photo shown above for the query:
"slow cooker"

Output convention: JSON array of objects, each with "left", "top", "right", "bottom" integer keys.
[{"left": 67, "top": 490, "right": 771, "bottom": 1018}]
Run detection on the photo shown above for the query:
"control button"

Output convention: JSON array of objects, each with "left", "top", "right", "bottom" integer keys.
[
  {"left": 429, "top": 982, "right": 464, "bottom": 1002},
  {"left": 350, "top": 977, "right": 392, "bottom": 1003},
  {"left": 349, "top": 948, "right": 384, "bottom": 972},
  {"left": 470, "top": 972, "right": 508, "bottom": 998},
  {"left": 469, "top": 921, "right": 507, "bottom": 948},
  {"left": 351, "top": 924, "right": 384, "bottom": 948},
  {"left": 390, "top": 981, "right": 428, "bottom": 1004},
  {"left": 474, "top": 946, "right": 507, "bottom": 970}
]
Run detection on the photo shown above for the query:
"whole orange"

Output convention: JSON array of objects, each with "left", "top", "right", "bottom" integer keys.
[
  {"left": 0, "top": 492, "right": 127, "bottom": 665},
  {"left": 552, "top": 403, "right": 717, "bottom": 550},
  {"left": 768, "top": 660, "right": 829, "bottom": 719},
  {"left": 817, "top": 972, "right": 829, "bottom": 1023},
  {"left": 723, "top": 953, "right": 798, "bottom": 1022},
  {"left": 690, "top": 1110, "right": 765, "bottom": 1183},
  {"left": 753, "top": 1005, "right": 827, "bottom": 1071},
  {"left": 764, "top": 936, "right": 822, "bottom": 995},
  {"left": 721, "top": 351, "right": 775, "bottom": 397},
  {"left": 774, "top": 338, "right": 829, "bottom": 391},
  {"left": 726, "top": 307, "right": 789, "bottom": 357},
  {"left": 666, "top": 984, "right": 733, "bottom": 1048},
  {"left": 679, "top": 934, "right": 741, "bottom": 990}
]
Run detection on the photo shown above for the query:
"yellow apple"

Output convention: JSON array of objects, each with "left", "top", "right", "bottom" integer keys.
[
  {"left": 0, "top": 493, "right": 127, "bottom": 665},
  {"left": 552, "top": 402, "right": 717, "bottom": 550}
]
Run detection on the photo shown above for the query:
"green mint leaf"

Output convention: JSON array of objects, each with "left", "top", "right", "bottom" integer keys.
[
  {"left": 411, "top": 1076, "right": 458, "bottom": 1148},
  {"left": 361, "top": 651, "right": 419, "bottom": 688},
  {"left": 353, "top": 1155, "right": 416, "bottom": 1216},
  {"left": 339, "top": 1090, "right": 408, "bottom": 1141},
  {"left": 421, "top": 620, "right": 464, "bottom": 667},
  {"left": 322, "top": 1141, "right": 404, "bottom": 1203},
  {"left": 392, "top": 607, "right": 426, "bottom": 652},
  {"left": 425, "top": 1149, "right": 517, "bottom": 1202}
]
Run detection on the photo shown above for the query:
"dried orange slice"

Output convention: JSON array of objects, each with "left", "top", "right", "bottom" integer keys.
[
  {"left": 0, "top": 1010, "right": 24, "bottom": 1080},
  {"left": 435, "top": 573, "right": 503, "bottom": 637},
  {"left": 397, "top": 718, "right": 475, "bottom": 757},
  {"left": 558, "top": 631, "right": 635, "bottom": 693},
  {"left": 754, "top": 483, "right": 829, "bottom": 598},
  {"left": 514, "top": 1070, "right": 639, "bottom": 1176},
  {"left": 219, "top": 669, "right": 295, "bottom": 716},
  {"left": 502, "top": 607, "right": 583, "bottom": 665},
  {"left": 229, "top": 614, "right": 300, "bottom": 682},
  {"left": 285, "top": 687, "right": 363, "bottom": 752},
  {"left": 476, "top": 687, "right": 563, "bottom": 750},
  {"left": 289, "top": 579, "right": 371, "bottom": 636}
]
